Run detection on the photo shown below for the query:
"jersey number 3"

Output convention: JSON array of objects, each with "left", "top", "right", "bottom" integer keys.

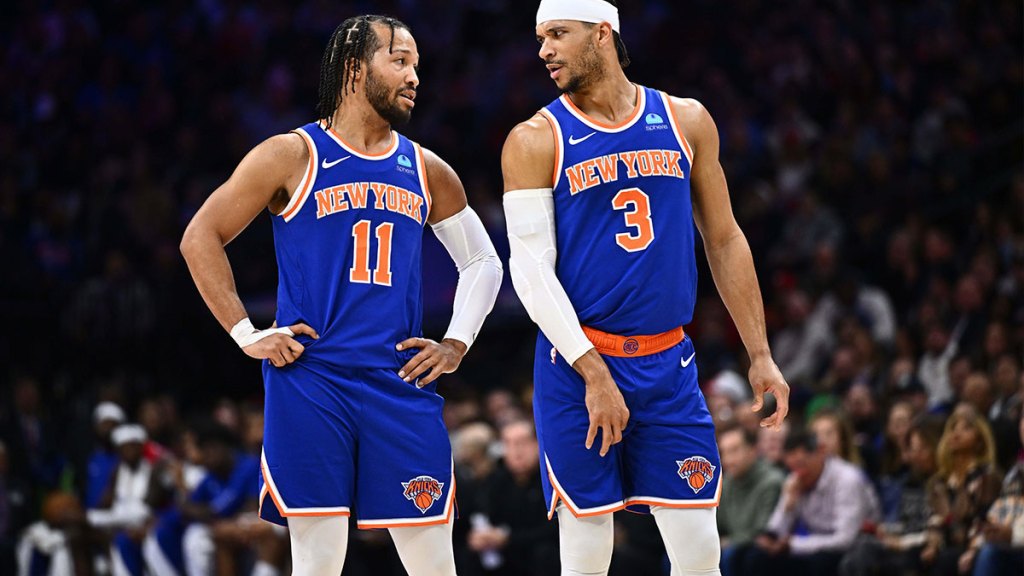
[
  {"left": 350, "top": 220, "right": 393, "bottom": 286},
  {"left": 612, "top": 188, "right": 654, "bottom": 252}
]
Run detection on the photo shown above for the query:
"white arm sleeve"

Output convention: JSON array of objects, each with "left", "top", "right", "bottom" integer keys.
[
  {"left": 431, "top": 206, "right": 503, "bottom": 350},
  {"left": 503, "top": 188, "right": 594, "bottom": 365}
]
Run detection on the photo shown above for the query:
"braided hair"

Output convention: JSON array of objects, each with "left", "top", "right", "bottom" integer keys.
[
  {"left": 315, "top": 15, "right": 410, "bottom": 128},
  {"left": 602, "top": 0, "right": 630, "bottom": 68}
]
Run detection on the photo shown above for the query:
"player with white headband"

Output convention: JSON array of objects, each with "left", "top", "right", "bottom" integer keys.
[{"left": 502, "top": 1, "right": 791, "bottom": 574}]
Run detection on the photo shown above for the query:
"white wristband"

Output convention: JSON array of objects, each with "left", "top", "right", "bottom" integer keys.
[{"left": 229, "top": 317, "right": 294, "bottom": 349}]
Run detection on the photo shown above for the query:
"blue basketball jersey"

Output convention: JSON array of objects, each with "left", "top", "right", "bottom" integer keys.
[
  {"left": 271, "top": 121, "right": 431, "bottom": 369},
  {"left": 541, "top": 85, "right": 697, "bottom": 335}
]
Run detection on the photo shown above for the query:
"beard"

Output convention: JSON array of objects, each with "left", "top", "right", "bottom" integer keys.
[
  {"left": 560, "top": 38, "right": 605, "bottom": 94},
  {"left": 366, "top": 67, "right": 412, "bottom": 126}
]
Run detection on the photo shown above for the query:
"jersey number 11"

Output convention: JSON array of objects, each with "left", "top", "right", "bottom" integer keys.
[{"left": 350, "top": 220, "right": 393, "bottom": 286}]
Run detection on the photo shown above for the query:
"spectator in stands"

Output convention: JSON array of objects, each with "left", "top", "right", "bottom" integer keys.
[
  {"left": 468, "top": 419, "right": 557, "bottom": 576},
  {"left": 922, "top": 405, "right": 1002, "bottom": 575},
  {"left": 961, "top": 372, "right": 996, "bottom": 418},
  {"left": 807, "top": 271, "right": 897, "bottom": 352},
  {"left": 86, "top": 402, "right": 126, "bottom": 509},
  {"left": 840, "top": 416, "right": 943, "bottom": 576},
  {"left": 964, "top": 410, "right": 1024, "bottom": 576},
  {"left": 147, "top": 422, "right": 259, "bottom": 576},
  {"left": 989, "top": 355, "right": 1024, "bottom": 471},
  {"left": 717, "top": 423, "right": 785, "bottom": 576},
  {"left": 810, "top": 408, "right": 863, "bottom": 467},
  {"left": 87, "top": 424, "right": 153, "bottom": 576},
  {"left": 757, "top": 421, "right": 790, "bottom": 472},
  {"left": 16, "top": 492, "right": 91, "bottom": 576},
  {"left": 0, "top": 439, "right": 32, "bottom": 575},
  {"left": 1, "top": 377, "right": 65, "bottom": 491},
  {"left": 879, "top": 400, "right": 915, "bottom": 482},
  {"left": 452, "top": 422, "right": 497, "bottom": 575},
  {"left": 745, "top": 429, "right": 879, "bottom": 576},
  {"left": 771, "top": 289, "right": 828, "bottom": 389},
  {"left": 843, "top": 383, "right": 884, "bottom": 475},
  {"left": 918, "top": 319, "right": 966, "bottom": 412}
]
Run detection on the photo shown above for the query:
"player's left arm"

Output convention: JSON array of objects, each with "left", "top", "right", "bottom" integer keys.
[
  {"left": 396, "top": 148, "right": 503, "bottom": 387},
  {"left": 670, "top": 96, "right": 789, "bottom": 429}
]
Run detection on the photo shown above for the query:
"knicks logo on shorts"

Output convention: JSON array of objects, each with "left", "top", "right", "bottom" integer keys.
[
  {"left": 402, "top": 475, "right": 445, "bottom": 513},
  {"left": 676, "top": 456, "right": 716, "bottom": 494},
  {"left": 622, "top": 338, "right": 640, "bottom": 354}
]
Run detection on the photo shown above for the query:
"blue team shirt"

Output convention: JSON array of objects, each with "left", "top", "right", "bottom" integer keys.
[
  {"left": 271, "top": 122, "right": 431, "bottom": 369},
  {"left": 541, "top": 85, "right": 697, "bottom": 335},
  {"left": 190, "top": 453, "right": 260, "bottom": 518}
]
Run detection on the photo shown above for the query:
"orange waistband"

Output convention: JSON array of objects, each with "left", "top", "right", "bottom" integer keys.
[{"left": 582, "top": 326, "right": 684, "bottom": 358}]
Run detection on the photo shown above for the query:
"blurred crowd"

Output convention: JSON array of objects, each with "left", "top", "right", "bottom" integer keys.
[{"left": 1, "top": 0, "right": 1022, "bottom": 574}]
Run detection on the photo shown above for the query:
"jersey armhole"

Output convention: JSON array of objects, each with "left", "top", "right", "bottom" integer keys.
[
  {"left": 280, "top": 128, "right": 318, "bottom": 222},
  {"left": 537, "top": 108, "right": 563, "bottom": 190},
  {"left": 660, "top": 92, "right": 695, "bottom": 169},
  {"left": 413, "top": 142, "right": 432, "bottom": 224}
]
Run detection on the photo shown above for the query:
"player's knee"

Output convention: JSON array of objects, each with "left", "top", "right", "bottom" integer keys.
[
  {"left": 390, "top": 523, "right": 457, "bottom": 576},
  {"left": 652, "top": 506, "right": 720, "bottom": 574},
  {"left": 557, "top": 507, "right": 613, "bottom": 575},
  {"left": 288, "top": 516, "right": 349, "bottom": 576}
]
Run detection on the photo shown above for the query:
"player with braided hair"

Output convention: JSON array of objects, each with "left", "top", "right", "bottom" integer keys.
[{"left": 181, "top": 14, "right": 502, "bottom": 575}]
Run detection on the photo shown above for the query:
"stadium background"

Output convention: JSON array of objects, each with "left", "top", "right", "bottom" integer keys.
[{"left": 1, "top": 0, "right": 1021, "bottom": 574}]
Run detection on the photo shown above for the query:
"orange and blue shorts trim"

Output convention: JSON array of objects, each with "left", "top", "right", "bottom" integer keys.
[
  {"left": 535, "top": 329, "right": 721, "bottom": 518},
  {"left": 259, "top": 361, "right": 456, "bottom": 529}
]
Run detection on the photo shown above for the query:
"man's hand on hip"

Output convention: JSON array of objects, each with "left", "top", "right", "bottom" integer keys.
[
  {"left": 241, "top": 322, "right": 318, "bottom": 368},
  {"left": 397, "top": 337, "right": 467, "bottom": 387}
]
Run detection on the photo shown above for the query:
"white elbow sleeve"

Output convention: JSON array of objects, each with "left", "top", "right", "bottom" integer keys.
[
  {"left": 503, "top": 188, "right": 594, "bottom": 365},
  {"left": 431, "top": 206, "right": 503, "bottom": 349}
]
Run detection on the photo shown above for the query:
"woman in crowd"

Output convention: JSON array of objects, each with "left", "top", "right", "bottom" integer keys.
[
  {"left": 840, "top": 416, "right": 943, "bottom": 576},
  {"left": 922, "top": 405, "right": 1002, "bottom": 575}
]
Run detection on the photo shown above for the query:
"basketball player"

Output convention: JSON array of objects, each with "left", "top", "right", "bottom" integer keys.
[
  {"left": 502, "top": 1, "right": 791, "bottom": 575},
  {"left": 181, "top": 15, "right": 503, "bottom": 576}
]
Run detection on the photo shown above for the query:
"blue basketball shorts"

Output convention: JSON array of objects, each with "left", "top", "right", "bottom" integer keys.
[
  {"left": 258, "top": 359, "right": 455, "bottom": 529},
  {"left": 533, "top": 332, "right": 721, "bottom": 518}
]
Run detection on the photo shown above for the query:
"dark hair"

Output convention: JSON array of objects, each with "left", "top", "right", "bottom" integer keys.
[
  {"left": 907, "top": 415, "right": 944, "bottom": 451},
  {"left": 718, "top": 422, "right": 757, "bottom": 448},
  {"left": 783, "top": 428, "right": 819, "bottom": 454},
  {"left": 193, "top": 421, "right": 238, "bottom": 449},
  {"left": 316, "top": 15, "right": 410, "bottom": 128}
]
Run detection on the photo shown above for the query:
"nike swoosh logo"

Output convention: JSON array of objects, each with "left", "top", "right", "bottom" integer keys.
[
  {"left": 321, "top": 156, "right": 352, "bottom": 169},
  {"left": 568, "top": 132, "right": 597, "bottom": 145},
  {"left": 680, "top": 352, "right": 696, "bottom": 368}
]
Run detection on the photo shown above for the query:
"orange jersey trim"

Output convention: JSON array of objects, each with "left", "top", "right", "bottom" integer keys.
[
  {"left": 356, "top": 476, "right": 457, "bottom": 529},
  {"left": 661, "top": 92, "right": 694, "bottom": 167},
  {"left": 625, "top": 476, "right": 723, "bottom": 510},
  {"left": 582, "top": 325, "right": 684, "bottom": 358},
  {"left": 281, "top": 130, "right": 316, "bottom": 221},
  {"left": 537, "top": 109, "right": 562, "bottom": 188},
  {"left": 325, "top": 125, "right": 398, "bottom": 158},
  {"left": 356, "top": 502, "right": 455, "bottom": 530},
  {"left": 260, "top": 459, "right": 350, "bottom": 518},
  {"left": 414, "top": 142, "right": 432, "bottom": 220},
  {"left": 546, "top": 466, "right": 626, "bottom": 520},
  {"left": 561, "top": 85, "right": 643, "bottom": 130}
]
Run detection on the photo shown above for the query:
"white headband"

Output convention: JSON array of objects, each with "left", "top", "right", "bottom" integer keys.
[{"left": 536, "top": 0, "right": 620, "bottom": 33}]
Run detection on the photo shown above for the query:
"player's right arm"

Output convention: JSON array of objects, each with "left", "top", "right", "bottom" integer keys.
[
  {"left": 180, "top": 134, "right": 318, "bottom": 368},
  {"left": 501, "top": 116, "right": 629, "bottom": 457}
]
